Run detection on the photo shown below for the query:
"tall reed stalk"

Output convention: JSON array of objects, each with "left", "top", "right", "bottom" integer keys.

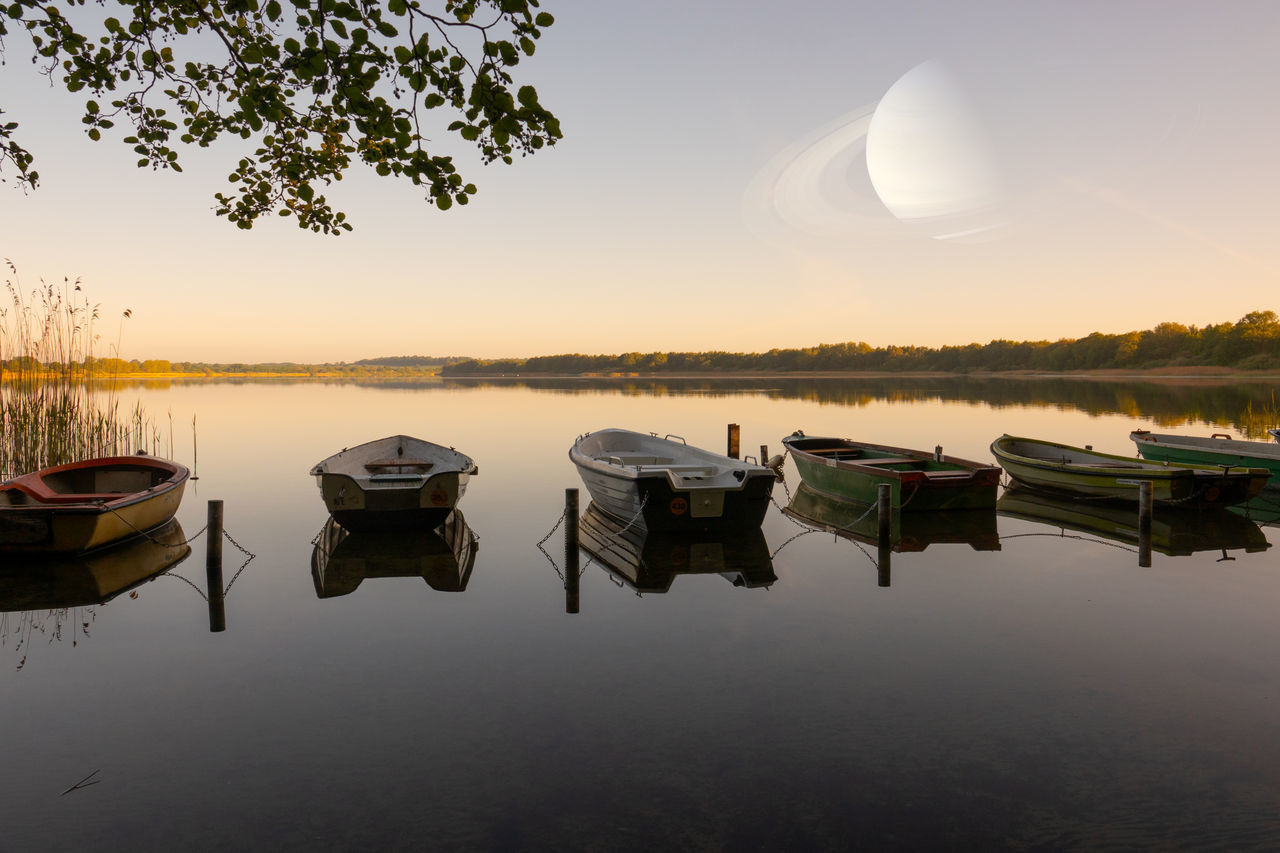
[{"left": 1, "top": 264, "right": 153, "bottom": 480}]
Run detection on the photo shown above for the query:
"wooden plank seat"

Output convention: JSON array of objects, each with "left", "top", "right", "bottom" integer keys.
[
  {"left": 364, "top": 458, "right": 433, "bottom": 472},
  {"left": 858, "top": 457, "right": 925, "bottom": 466},
  {"left": 1, "top": 482, "right": 135, "bottom": 504},
  {"left": 637, "top": 464, "right": 716, "bottom": 475},
  {"left": 604, "top": 455, "right": 675, "bottom": 466}
]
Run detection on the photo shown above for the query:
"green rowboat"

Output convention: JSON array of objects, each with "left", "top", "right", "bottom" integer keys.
[
  {"left": 1131, "top": 430, "right": 1280, "bottom": 485},
  {"left": 782, "top": 432, "right": 1001, "bottom": 511},
  {"left": 990, "top": 435, "right": 1269, "bottom": 507}
]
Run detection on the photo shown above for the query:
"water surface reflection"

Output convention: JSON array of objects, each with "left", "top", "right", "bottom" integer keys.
[{"left": 310, "top": 511, "right": 479, "bottom": 597}]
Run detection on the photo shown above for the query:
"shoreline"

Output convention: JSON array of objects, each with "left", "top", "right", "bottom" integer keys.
[{"left": 27, "top": 366, "right": 1280, "bottom": 381}]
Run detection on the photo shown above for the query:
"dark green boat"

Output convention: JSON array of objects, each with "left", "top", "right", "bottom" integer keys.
[
  {"left": 1131, "top": 430, "right": 1280, "bottom": 484},
  {"left": 782, "top": 432, "right": 1001, "bottom": 511},
  {"left": 992, "top": 435, "right": 1269, "bottom": 507}
]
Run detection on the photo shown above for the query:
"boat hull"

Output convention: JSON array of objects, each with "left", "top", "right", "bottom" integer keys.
[
  {"left": 311, "top": 435, "right": 475, "bottom": 532},
  {"left": 0, "top": 456, "right": 189, "bottom": 556},
  {"left": 783, "top": 434, "right": 1000, "bottom": 511},
  {"left": 571, "top": 430, "right": 775, "bottom": 532},
  {"left": 991, "top": 435, "right": 1268, "bottom": 507}
]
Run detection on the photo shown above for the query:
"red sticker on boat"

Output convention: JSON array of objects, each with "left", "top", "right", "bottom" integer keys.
[
  {"left": 429, "top": 488, "right": 450, "bottom": 506},
  {"left": 669, "top": 497, "right": 688, "bottom": 515}
]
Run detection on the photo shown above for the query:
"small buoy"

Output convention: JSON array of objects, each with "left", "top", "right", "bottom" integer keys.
[{"left": 765, "top": 454, "right": 785, "bottom": 471}]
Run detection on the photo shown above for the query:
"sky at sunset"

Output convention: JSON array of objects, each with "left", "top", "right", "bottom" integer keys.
[{"left": 1, "top": 1, "right": 1278, "bottom": 362}]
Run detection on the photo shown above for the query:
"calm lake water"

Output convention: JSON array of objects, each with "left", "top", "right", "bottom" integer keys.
[{"left": 4, "top": 377, "right": 1280, "bottom": 851}]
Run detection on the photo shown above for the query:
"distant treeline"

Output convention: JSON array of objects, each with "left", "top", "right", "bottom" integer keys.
[
  {"left": 0, "top": 357, "right": 466, "bottom": 377},
  {"left": 442, "top": 311, "right": 1280, "bottom": 375},
  {"left": 4, "top": 314, "right": 1278, "bottom": 378}
]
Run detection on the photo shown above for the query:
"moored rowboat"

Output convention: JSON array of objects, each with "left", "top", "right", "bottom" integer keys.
[
  {"left": 569, "top": 429, "right": 775, "bottom": 531},
  {"left": 0, "top": 455, "right": 189, "bottom": 556},
  {"left": 782, "top": 432, "right": 1000, "bottom": 510},
  {"left": 1130, "top": 430, "right": 1280, "bottom": 484},
  {"left": 990, "top": 435, "right": 1268, "bottom": 507},
  {"left": 310, "top": 435, "right": 477, "bottom": 532}
]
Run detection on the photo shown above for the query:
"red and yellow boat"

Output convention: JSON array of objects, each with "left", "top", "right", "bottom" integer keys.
[{"left": 0, "top": 455, "right": 189, "bottom": 556}]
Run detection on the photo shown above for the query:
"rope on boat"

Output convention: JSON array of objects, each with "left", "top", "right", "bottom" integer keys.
[
  {"left": 103, "top": 503, "right": 257, "bottom": 587},
  {"left": 103, "top": 504, "right": 209, "bottom": 547}
]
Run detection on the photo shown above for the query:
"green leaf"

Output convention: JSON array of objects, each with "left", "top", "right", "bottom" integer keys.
[
  {"left": 435, "top": 194, "right": 452, "bottom": 210},
  {"left": 535, "top": 12, "right": 554, "bottom": 26}
]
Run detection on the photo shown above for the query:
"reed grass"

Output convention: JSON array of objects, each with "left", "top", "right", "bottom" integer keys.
[
  {"left": 1, "top": 264, "right": 157, "bottom": 480},
  {"left": 1237, "top": 392, "right": 1280, "bottom": 441}
]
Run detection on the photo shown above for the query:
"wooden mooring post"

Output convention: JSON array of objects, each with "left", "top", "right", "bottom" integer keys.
[
  {"left": 565, "top": 488, "right": 580, "bottom": 614},
  {"left": 727, "top": 424, "right": 741, "bottom": 459},
  {"left": 876, "top": 483, "right": 892, "bottom": 585},
  {"left": 206, "top": 499, "right": 226, "bottom": 632},
  {"left": 1137, "top": 481, "right": 1153, "bottom": 568}
]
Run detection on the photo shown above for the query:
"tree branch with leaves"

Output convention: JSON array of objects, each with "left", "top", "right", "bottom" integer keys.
[{"left": 0, "top": 0, "right": 561, "bottom": 233}]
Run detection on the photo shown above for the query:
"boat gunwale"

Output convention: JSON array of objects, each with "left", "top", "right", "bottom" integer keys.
[
  {"left": 991, "top": 435, "right": 1267, "bottom": 481},
  {"left": 570, "top": 429, "right": 773, "bottom": 488},
  {"left": 310, "top": 434, "right": 477, "bottom": 479},
  {"left": 781, "top": 434, "right": 1000, "bottom": 484},
  {"left": 1129, "top": 430, "right": 1280, "bottom": 461},
  {"left": 0, "top": 455, "right": 189, "bottom": 510}
]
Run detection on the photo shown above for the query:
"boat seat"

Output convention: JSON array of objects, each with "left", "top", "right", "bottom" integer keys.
[
  {"left": 860, "top": 457, "right": 923, "bottom": 466},
  {"left": 365, "top": 458, "right": 433, "bottom": 473},
  {"left": 1, "top": 480, "right": 132, "bottom": 504},
  {"left": 603, "top": 455, "right": 675, "bottom": 466},
  {"left": 635, "top": 464, "right": 716, "bottom": 476}
]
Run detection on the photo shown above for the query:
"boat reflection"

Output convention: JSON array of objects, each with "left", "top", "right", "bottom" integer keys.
[
  {"left": 783, "top": 483, "right": 1001, "bottom": 552},
  {"left": 577, "top": 502, "right": 776, "bottom": 594},
  {"left": 310, "top": 511, "right": 478, "bottom": 598},
  {"left": 0, "top": 519, "right": 192, "bottom": 611},
  {"left": 997, "top": 487, "right": 1271, "bottom": 557}
]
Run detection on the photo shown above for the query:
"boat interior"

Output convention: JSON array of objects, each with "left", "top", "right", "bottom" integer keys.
[
  {"left": 1002, "top": 440, "right": 1172, "bottom": 469},
  {"left": 1, "top": 464, "right": 173, "bottom": 505},
  {"left": 799, "top": 444, "right": 971, "bottom": 474}
]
